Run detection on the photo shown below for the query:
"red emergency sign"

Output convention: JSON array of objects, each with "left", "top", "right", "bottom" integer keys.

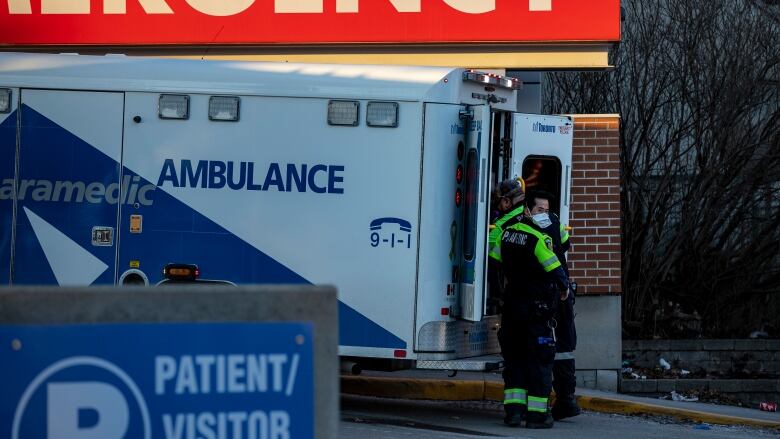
[{"left": 0, "top": 0, "right": 620, "bottom": 46}]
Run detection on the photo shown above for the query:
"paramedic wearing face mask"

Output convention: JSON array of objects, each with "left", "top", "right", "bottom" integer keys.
[
  {"left": 487, "top": 180, "right": 526, "bottom": 313},
  {"left": 526, "top": 191, "right": 581, "bottom": 422},
  {"left": 498, "top": 189, "right": 570, "bottom": 429}
]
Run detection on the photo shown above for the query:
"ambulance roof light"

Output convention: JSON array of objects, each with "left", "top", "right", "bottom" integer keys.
[
  {"left": 328, "top": 100, "right": 359, "bottom": 126},
  {"left": 209, "top": 96, "right": 240, "bottom": 122},
  {"left": 159, "top": 94, "right": 190, "bottom": 120},
  {"left": 462, "top": 70, "right": 522, "bottom": 90},
  {"left": 366, "top": 101, "right": 399, "bottom": 128}
]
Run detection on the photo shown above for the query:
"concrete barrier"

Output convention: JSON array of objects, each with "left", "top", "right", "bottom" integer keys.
[
  {"left": 574, "top": 295, "right": 622, "bottom": 392},
  {"left": 0, "top": 285, "right": 338, "bottom": 439}
]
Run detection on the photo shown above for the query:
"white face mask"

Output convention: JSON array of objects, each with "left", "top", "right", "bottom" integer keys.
[{"left": 532, "top": 213, "right": 552, "bottom": 229}]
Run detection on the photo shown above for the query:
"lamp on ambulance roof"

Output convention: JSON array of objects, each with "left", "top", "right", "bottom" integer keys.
[
  {"left": 158, "top": 94, "right": 190, "bottom": 120},
  {"left": 0, "top": 89, "right": 11, "bottom": 113},
  {"left": 209, "top": 96, "right": 240, "bottom": 122},
  {"left": 327, "top": 100, "right": 359, "bottom": 126},
  {"left": 366, "top": 101, "right": 399, "bottom": 128}
]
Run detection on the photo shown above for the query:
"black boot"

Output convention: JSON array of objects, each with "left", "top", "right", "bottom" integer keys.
[
  {"left": 552, "top": 395, "right": 581, "bottom": 421},
  {"left": 503, "top": 404, "right": 526, "bottom": 427},
  {"left": 525, "top": 411, "right": 554, "bottom": 429}
]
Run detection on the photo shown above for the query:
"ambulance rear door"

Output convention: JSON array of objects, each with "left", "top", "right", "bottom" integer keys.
[
  {"left": 511, "top": 114, "right": 574, "bottom": 223},
  {"left": 459, "top": 105, "right": 492, "bottom": 322}
]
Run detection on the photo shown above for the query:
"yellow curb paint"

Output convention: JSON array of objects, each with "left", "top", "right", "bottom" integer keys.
[
  {"left": 577, "top": 395, "right": 780, "bottom": 431},
  {"left": 341, "top": 377, "right": 780, "bottom": 431},
  {"left": 485, "top": 382, "right": 504, "bottom": 401},
  {"left": 342, "top": 377, "right": 487, "bottom": 401}
]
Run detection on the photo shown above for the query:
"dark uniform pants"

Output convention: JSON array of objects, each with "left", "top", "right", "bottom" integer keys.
[
  {"left": 553, "top": 295, "right": 577, "bottom": 397},
  {"left": 499, "top": 310, "right": 556, "bottom": 414}
]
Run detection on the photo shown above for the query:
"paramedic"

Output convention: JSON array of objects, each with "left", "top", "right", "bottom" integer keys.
[
  {"left": 487, "top": 179, "right": 526, "bottom": 312},
  {"left": 488, "top": 179, "right": 526, "bottom": 263},
  {"left": 498, "top": 190, "right": 569, "bottom": 429},
  {"left": 526, "top": 191, "right": 580, "bottom": 421}
]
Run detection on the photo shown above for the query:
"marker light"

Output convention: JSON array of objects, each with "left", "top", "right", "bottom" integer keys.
[
  {"left": 327, "top": 100, "right": 359, "bottom": 126},
  {"left": 462, "top": 70, "right": 522, "bottom": 90},
  {"left": 163, "top": 263, "right": 200, "bottom": 281},
  {"left": 159, "top": 94, "right": 190, "bottom": 120},
  {"left": 209, "top": 96, "right": 240, "bottom": 122},
  {"left": 366, "top": 101, "right": 399, "bottom": 127},
  {"left": 0, "top": 89, "right": 11, "bottom": 113}
]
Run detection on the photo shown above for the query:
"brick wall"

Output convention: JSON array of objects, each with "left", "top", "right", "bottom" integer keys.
[{"left": 567, "top": 115, "right": 622, "bottom": 295}]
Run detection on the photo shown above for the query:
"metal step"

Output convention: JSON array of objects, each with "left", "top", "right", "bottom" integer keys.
[{"left": 415, "top": 354, "right": 503, "bottom": 372}]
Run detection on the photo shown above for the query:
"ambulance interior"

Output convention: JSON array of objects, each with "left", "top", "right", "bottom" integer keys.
[{"left": 484, "top": 111, "right": 565, "bottom": 317}]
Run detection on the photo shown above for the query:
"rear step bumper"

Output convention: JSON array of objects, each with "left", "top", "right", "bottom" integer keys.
[{"left": 415, "top": 354, "right": 503, "bottom": 372}]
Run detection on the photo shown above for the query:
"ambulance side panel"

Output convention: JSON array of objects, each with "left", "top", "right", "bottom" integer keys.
[
  {"left": 0, "top": 88, "right": 17, "bottom": 286},
  {"left": 12, "top": 90, "right": 123, "bottom": 286},
  {"left": 119, "top": 92, "right": 421, "bottom": 357}
]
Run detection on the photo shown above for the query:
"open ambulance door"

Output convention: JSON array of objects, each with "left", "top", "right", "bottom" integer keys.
[
  {"left": 511, "top": 114, "right": 574, "bottom": 224},
  {"left": 459, "top": 105, "right": 492, "bottom": 322}
]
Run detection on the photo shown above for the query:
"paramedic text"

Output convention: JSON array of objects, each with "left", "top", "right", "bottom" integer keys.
[{"left": 0, "top": 176, "right": 155, "bottom": 206}]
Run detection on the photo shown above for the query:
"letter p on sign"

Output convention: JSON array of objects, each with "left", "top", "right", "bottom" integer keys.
[{"left": 47, "top": 382, "right": 129, "bottom": 439}]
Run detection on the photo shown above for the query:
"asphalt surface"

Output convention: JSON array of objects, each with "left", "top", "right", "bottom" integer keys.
[
  {"left": 352, "top": 370, "right": 780, "bottom": 425},
  {"left": 340, "top": 395, "right": 780, "bottom": 438}
]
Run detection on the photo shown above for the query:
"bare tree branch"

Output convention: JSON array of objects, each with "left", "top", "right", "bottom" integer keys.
[{"left": 545, "top": 0, "right": 780, "bottom": 338}]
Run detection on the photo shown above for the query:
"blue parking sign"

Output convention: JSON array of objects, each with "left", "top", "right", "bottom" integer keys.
[{"left": 0, "top": 322, "right": 313, "bottom": 439}]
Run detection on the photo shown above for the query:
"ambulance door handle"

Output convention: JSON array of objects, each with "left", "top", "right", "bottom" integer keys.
[{"left": 459, "top": 109, "right": 474, "bottom": 120}]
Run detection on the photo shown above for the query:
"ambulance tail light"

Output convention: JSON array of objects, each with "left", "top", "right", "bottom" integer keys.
[
  {"left": 163, "top": 263, "right": 199, "bottom": 281},
  {"left": 394, "top": 350, "right": 407, "bottom": 358},
  {"left": 455, "top": 188, "right": 462, "bottom": 207},
  {"left": 456, "top": 165, "right": 463, "bottom": 184}
]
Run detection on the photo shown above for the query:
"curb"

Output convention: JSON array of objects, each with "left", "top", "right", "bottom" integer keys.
[{"left": 341, "top": 376, "right": 780, "bottom": 430}]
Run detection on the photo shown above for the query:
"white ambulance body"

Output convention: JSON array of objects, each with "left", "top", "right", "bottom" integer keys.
[{"left": 0, "top": 52, "right": 573, "bottom": 368}]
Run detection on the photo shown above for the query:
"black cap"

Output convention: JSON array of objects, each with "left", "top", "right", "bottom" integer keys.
[{"left": 498, "top": 179, "right": 525, "bottom": 200}]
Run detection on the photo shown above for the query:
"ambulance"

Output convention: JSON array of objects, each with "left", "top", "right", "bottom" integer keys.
[{"left": 0, "top": 52, "right": 573, "bottom": 370}]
